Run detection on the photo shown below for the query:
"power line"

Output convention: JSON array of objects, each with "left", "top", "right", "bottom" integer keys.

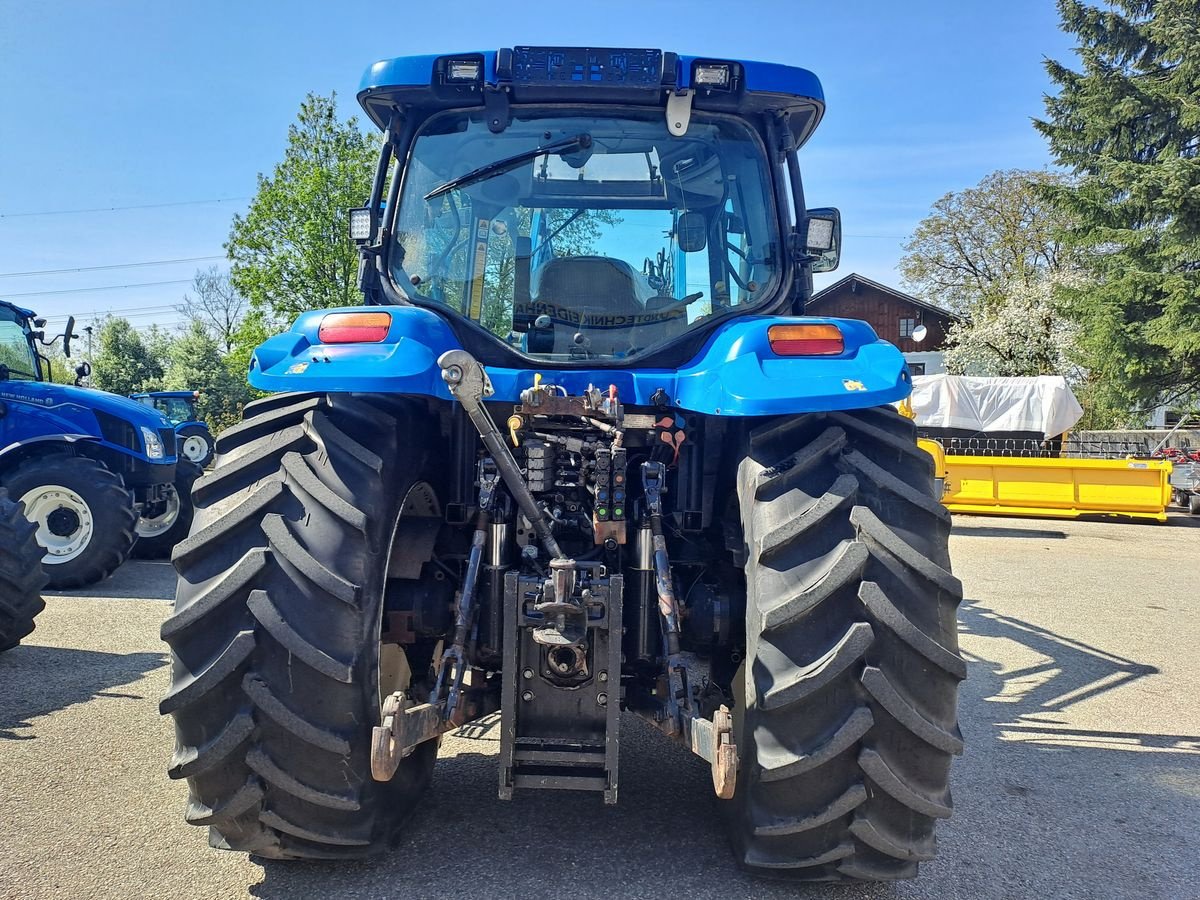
[
  {"left": 0, "top": 279, "right": 193, "bottom": 300},
  {"left": 0, "top": 197, "right": 251, "bottom": 219},
  {"left": 0, "top": 255, "right": 226, "bottom": 279},
  {"left": 43, "top": 303, "right": 180, "bottom": 319}
]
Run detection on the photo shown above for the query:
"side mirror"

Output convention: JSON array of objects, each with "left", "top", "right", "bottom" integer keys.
[
  {"left": 62, "top": 315, "right": 76, "bottom": 358},
  {"left": 675, "top": 211, "right": 707, "bottom": 253},
  {"left": 803, "top": 208, "right": 841, "bottom": 273}
]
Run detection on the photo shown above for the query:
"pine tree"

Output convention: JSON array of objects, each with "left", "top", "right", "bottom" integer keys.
[{"left": 1035, "top": 0, "right": 1200, "bottom": 421}]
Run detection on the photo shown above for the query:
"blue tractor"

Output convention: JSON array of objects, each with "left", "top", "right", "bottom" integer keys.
[
  {"left": 130, "top": 390, "right": 215, "bottom": 467},
  {"left": 0, "top": 301, "right": 198, "bottom": 580},
  {"left": 161, "top": 49, "right": 963, "bottom": 881}
]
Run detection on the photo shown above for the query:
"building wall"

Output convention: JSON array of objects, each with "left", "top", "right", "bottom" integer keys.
[
  {"left": 807, "top": 281, "right": 952, "bottom": 353},
  {"left": 903, "top": 351, "right": 947, "bottom": 376}
]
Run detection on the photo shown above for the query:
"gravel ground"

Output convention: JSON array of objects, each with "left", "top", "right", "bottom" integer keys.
[{"left": 1, "top": 514, "right": 1198, "bottom": 900}]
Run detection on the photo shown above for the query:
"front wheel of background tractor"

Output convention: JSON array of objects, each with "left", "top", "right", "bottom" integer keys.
[
  {"left": 161, "top": 392, "right": 438, "bottom": 858},
  {"left": 177, "top": 424, "right": 214, "bottom": 468},
  {"left": 728, "top": 406, "right": 964, "bottom": 882},
  {"left": 133, "top": 461, "right": 202, "bottom": 560},
  {"left": 0, "top": 489, "right": 48, "bottom": 653},
  {"left": 2, "top": 455, "right": 138, "bottom": 590}
]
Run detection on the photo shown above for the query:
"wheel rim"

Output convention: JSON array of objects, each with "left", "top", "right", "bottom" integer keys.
[
  {"left": 19, "top": 484, "right": 95, "bottom": 565},
  {"left": 182, "top": 434, "right": 209, "bottom": 463},
  {"left": 137, "top": 485, "right": 180, "bottom": 538}
]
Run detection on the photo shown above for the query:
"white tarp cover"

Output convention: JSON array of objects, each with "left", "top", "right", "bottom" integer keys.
[{"left": 909, "top": 374, "right": 1084, "bottom": 438}]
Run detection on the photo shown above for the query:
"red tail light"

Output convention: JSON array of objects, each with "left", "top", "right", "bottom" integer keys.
[
  {"left": 318, "top": 311, "right": 392, "bottom": 343},
  {"left": 767, "top": 323, "right": 844, "bottom": 356}
]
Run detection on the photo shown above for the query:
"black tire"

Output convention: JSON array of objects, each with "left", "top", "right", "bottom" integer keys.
[
  {"left": 132, "top": 461, "right": 202, "bottom": 559},
  {"left": 161, "top": 392, "right": 437, "bottom": 858},
  {"left": 1, "top": 455, "right": 138, "bottom": 590},
  {"left": 1189, "top": 493, "right": 1200, "bottom": 516},
  {"left": 729, "top": 406, "right": 964, "bottom": 881},
  {"left": 0, "top": 490, "right": 48, "bottom": 653},
  {"left": 177, "top": 424, "right": 215, "bottom": 468}
]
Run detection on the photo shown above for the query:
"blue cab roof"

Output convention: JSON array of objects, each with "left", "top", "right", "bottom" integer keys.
[
  {"left": 360, "top": 50, "right": 822, "bottom": 101},
  {"left": 357, "top": 47, "right": 825, "bottom": 143}
]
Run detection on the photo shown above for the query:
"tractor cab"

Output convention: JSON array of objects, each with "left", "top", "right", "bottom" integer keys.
[
  {"left": 0, "top": 300, "right": 83, "bottom": 385},
  {"left": 131, "top": 390, "right": 199, "bottom": 425},
  {"left": 350, "top": 49, "right": 841, "bottom": 367},
  {"left": 130, "top": 390, "right": 214, "bottom": 467}
]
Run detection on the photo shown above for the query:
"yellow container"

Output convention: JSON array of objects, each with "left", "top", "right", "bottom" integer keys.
[{"left": 935, "top": 452, "right": 1172, "bottom": 522}]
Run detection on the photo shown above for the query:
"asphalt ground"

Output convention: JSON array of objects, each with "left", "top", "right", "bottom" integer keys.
[{"left": 1, "top": 513, "right": 1198, "bottom": 900}]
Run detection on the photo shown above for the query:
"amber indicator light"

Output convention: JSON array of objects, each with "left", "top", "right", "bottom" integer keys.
[
  {"left": 767, "top": 323, "right": 844, "bottom": 356},
  {"left": 318, "top": 311, "right": 393, "bottom": 343}
]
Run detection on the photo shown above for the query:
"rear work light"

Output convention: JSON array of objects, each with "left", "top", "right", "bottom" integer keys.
[
  {"left": 318, "top": 311, "right": 392, "bottom": 343},
  {"left": 767, "top": 323, "right": 844, "bottom": 356},
  {"left": 446, "top": 59, "right": 482, "bottom": 82},
  {"left": 693, "top": 64, "right": 730, "bottom": 87}
]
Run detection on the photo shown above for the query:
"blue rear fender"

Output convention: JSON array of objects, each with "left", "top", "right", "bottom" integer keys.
[{"left": 249, "top": 307, "right": 911, "bottom": 415}]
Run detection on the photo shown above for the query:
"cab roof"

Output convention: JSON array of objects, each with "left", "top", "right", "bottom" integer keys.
[
  {"left": 0, "top": 299, "right": 36, "bottom": 320},
  {"left": 358, "top": 47, "right": 825, "bottom": 146}
]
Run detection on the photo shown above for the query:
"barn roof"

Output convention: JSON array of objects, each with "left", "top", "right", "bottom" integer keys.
[{"left": 809, "top": 273, "right": 960, "bottom": 319}]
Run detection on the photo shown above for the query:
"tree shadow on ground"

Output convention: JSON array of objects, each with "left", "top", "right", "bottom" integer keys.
[
  {"left": 947, "top": 599, "right": 1200, "bottom": 897},
  {"left": 957, "top": 598, "right": 1186, "bottom": 751},
  {"left": 0, "top": 645, "right": 165, "bottom": 739}
]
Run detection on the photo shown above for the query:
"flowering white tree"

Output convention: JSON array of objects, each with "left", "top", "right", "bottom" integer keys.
[{"left": 943, "top": 272, "right": 1083, "bottom": 378}]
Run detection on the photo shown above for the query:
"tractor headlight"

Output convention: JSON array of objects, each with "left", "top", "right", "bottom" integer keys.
[{"left": 140, "top": 426, "right": 165, "bottom": 460}]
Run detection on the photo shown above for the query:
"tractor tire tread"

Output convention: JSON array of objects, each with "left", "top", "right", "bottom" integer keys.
[
  {"left": 0, "top": 491, "right": 48, "bottom": 652},
  {"left": 161, "top": 393, "right": 436, "bottom": 859},
  {"left": 731, "top": 407, "right": 962, "bottom": 882}
]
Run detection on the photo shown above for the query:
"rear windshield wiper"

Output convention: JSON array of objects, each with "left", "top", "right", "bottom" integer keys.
[{"left": 424, "top": 133, "right": 592, "bottom": 201}]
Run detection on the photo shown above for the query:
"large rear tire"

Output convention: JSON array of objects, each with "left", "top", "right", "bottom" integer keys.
[
  {"left": 161, "top": 393, "right": 438, "bottom": 858},
  {"left": 729, "top": 406, "right": 964, "bottom": 881},
  {"left": 2, "top": 455, "right": 138, "bottom": 590},
  {"left": 0, "top": 490, "right": 48, "bottom": 653}
]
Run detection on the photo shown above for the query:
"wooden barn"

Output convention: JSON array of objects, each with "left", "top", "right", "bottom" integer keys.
[{"left": 807, "top": 273, "right": 959, "bottom": 374}]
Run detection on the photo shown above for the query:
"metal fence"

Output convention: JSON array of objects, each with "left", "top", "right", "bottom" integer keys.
[{"left": 916, "top": 431, "right": 1197, "bottom": 461}]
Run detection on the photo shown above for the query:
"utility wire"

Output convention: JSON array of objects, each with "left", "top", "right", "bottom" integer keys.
[
  {"left": 0, "top": 255, "right": 226, "bottom": 279},
  {"left": 0, "top": 197, "right": 251, "bottom": 219},
  {"left": 0, "top": 279, "right": 193, "bottom": 299}
]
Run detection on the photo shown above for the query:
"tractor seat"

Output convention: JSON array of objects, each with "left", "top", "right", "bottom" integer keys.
[{"left": 534, "top": 256, "right": 645, "bottom": 320}]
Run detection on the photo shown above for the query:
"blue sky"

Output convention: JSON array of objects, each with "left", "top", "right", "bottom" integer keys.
[{"left": 0, "top": 0, "right": 1075, "bottom": 336}]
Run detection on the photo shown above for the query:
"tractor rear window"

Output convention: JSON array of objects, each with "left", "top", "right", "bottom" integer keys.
[{"left": 390, "top": 109, "right": 781, "bottom": 361}]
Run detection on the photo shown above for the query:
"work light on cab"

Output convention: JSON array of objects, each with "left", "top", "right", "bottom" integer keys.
[
  {"left": 767, "top": 323, "right": 844, "bottom": 355},
  {"left": 445, "top": 59, "right": 483, "bottom": 82},
  {"left": 692, "top": 61, "right": 740, "bottom": 91},
  {"left": 318, "top": 311, "right": 392, "bottom": 343},
  {"left": 348, "top": 207, "right": 373, "bottom": 244}
]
